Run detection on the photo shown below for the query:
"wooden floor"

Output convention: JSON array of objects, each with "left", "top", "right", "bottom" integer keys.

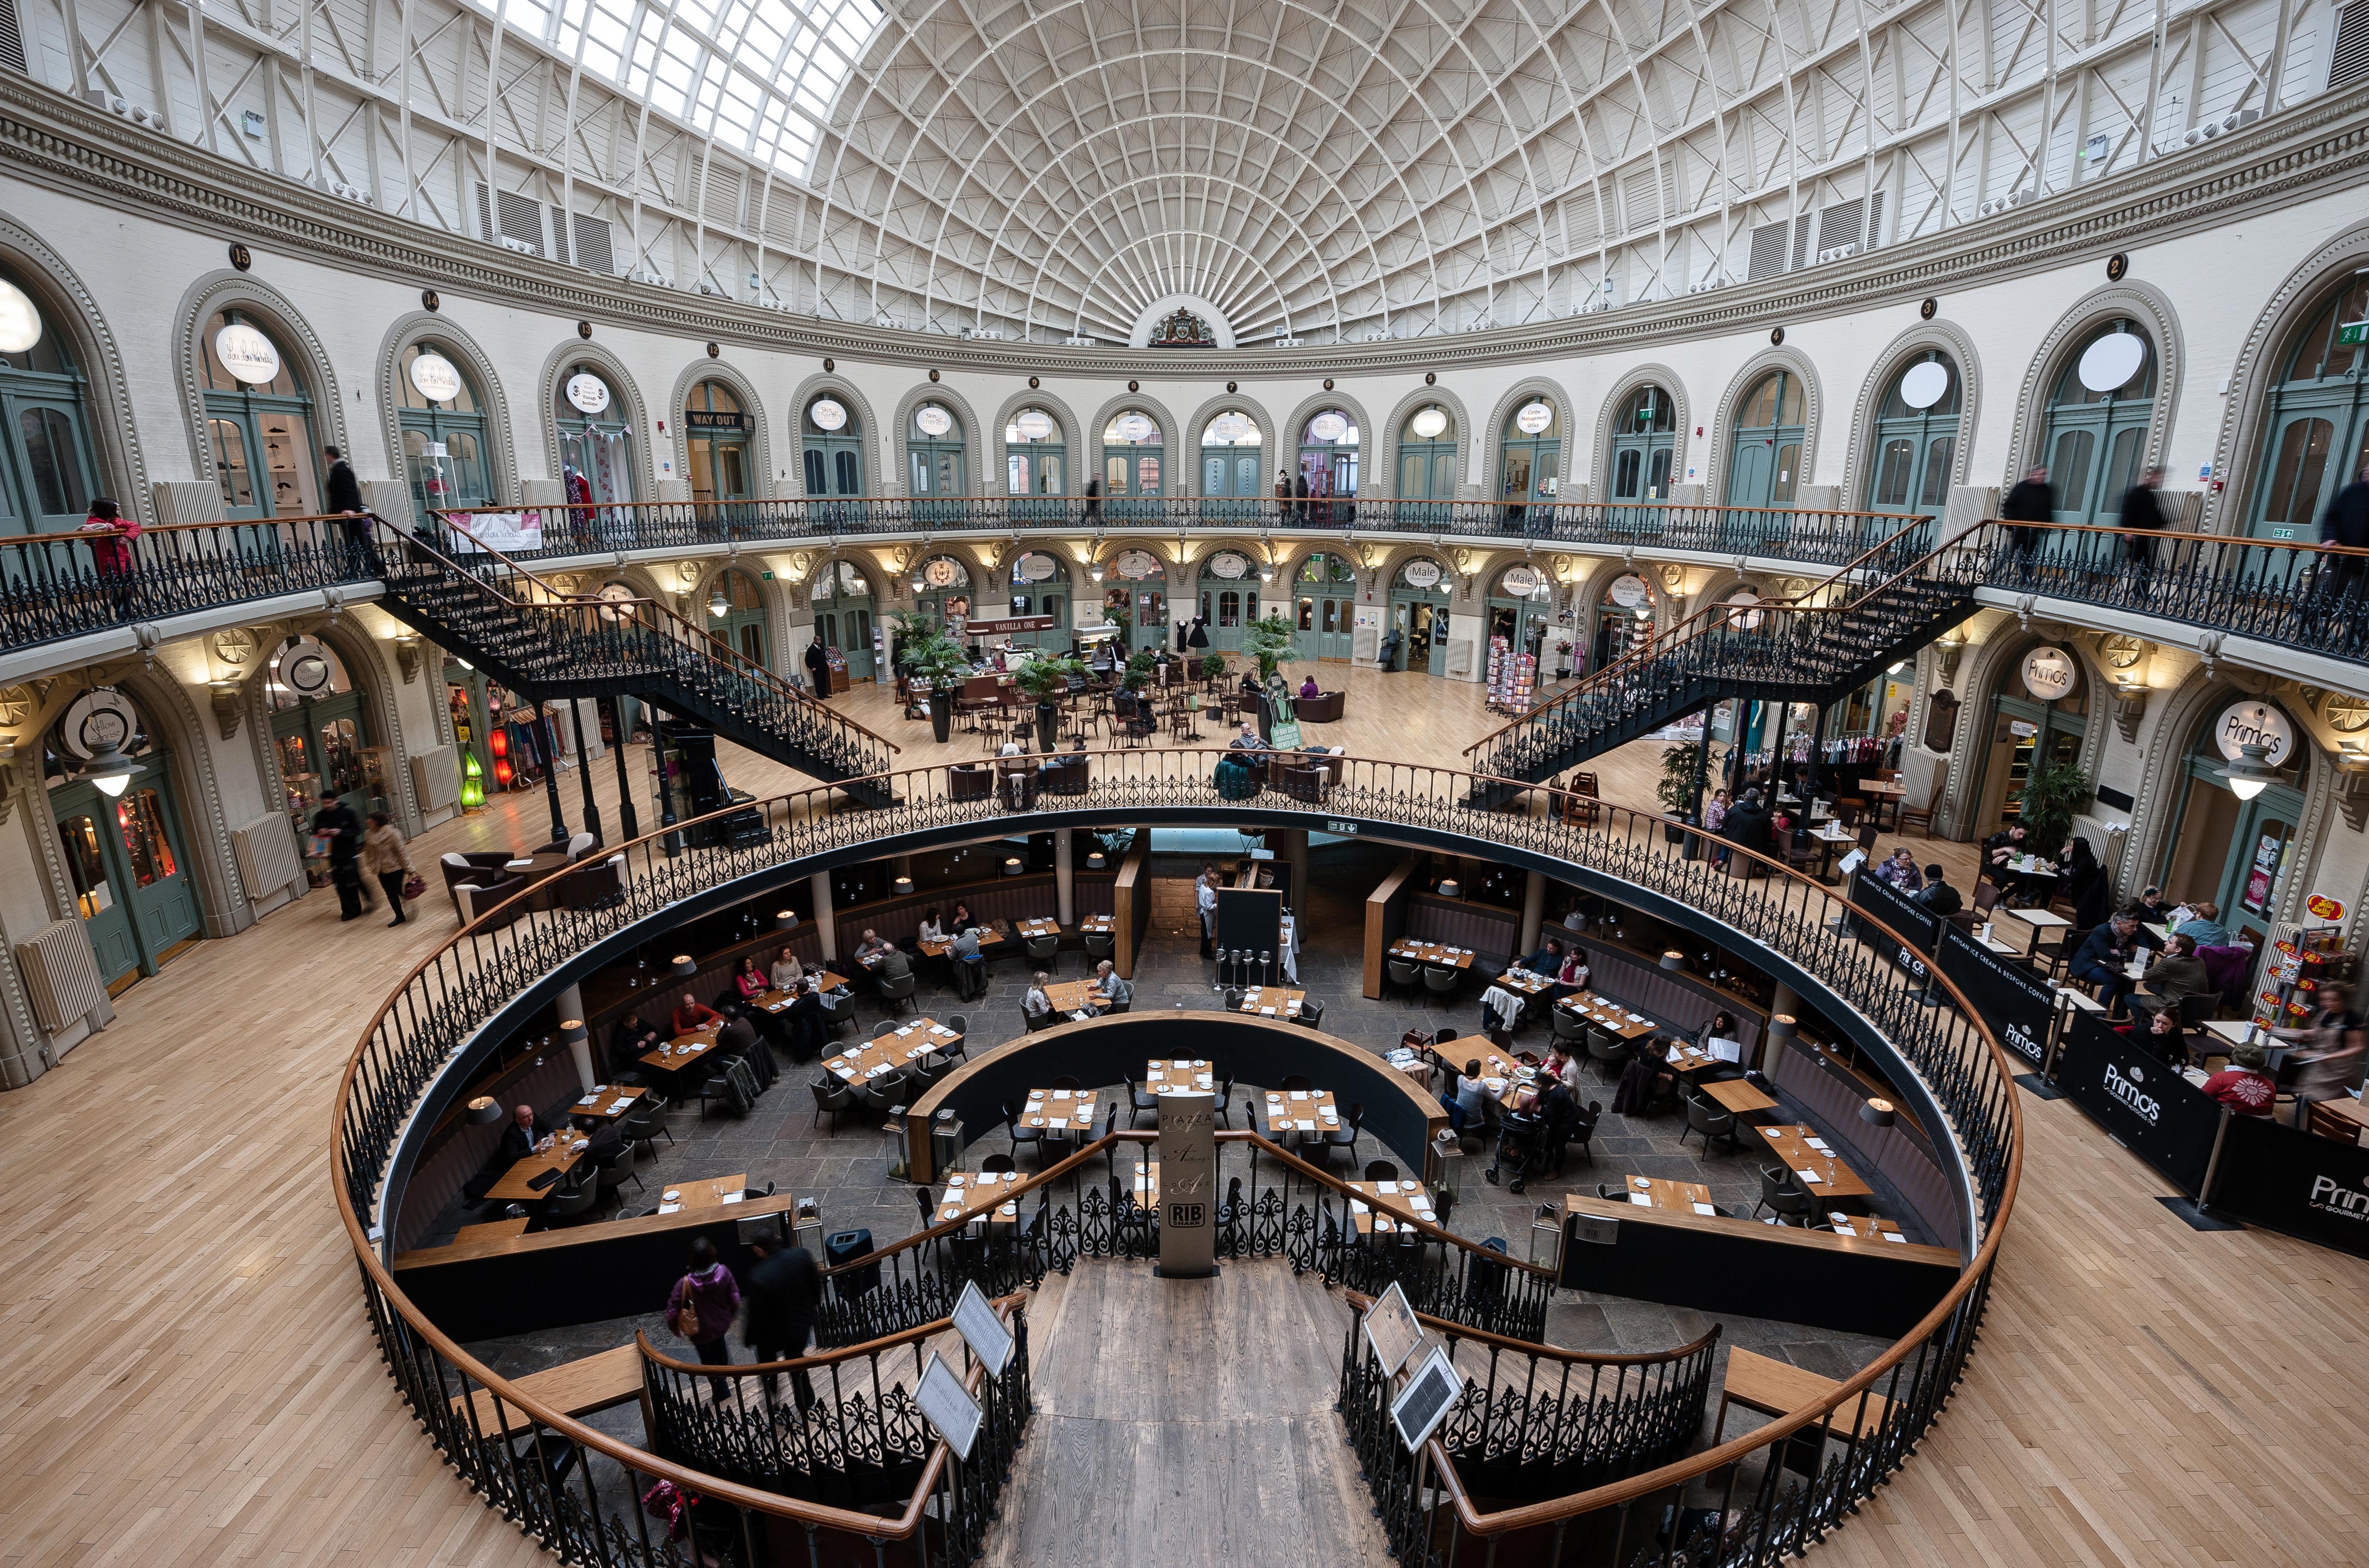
[
  {"left": 0, "top": 663, "right": 2357, "bottom": 1565},
  {"left": 979, "top": 1262, "right": 1388, "bottom": 1568}
]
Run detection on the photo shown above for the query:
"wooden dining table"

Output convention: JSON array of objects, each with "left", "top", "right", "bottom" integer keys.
[
  {"left": 484, "top": 1131, "right": 595, "bottom": 1202},
  {"left": 1389, "top": 940, "right": 1474, "bottom": 969},
  {"left": 1260, "top": 1087, "right": 1339, "bottom": 1134},
  {"left": 1042, "top": 979, "right": 1111, "bottom": 1015},
  {"left": 1019, "top": 1088, "right": 1099, "bottom": 1132},
  {"left": 1558, "top": 991, "right": 1658, "bottom": 1040},
  {"left": 934, "top": 1170, "right": 1026, "bottom": 1227},
  {"left": 1144, "top": 1058, "right": 1216, "bottom": 1094},
  {"left": 654, "top": 1175, "right": 762, "bottom": 1214},
  {"left": 748, "top": 973, "right": 850, "bottom": 1015},
  {"left": 1080, "top": 914, "right": 1115, "bottom": 936},
  {"left": 1236, "top": 984, "right": 1305, "bottom": 1018},
  {"left": 1344, "top": 1179, "right": 1435, "bottom": 1235},
  {"left": 1480, "top": 1050, "right": 1550, "bottom": 1112},
  {"left": 1613, "top": 1175, "right": 1716, "bottom": 1212},
  {"left": 919, "top": 923, "right": 1010, "bottom": 959},
  {"left": 1015, "top": 917, "right": 1061, "bottom": 940},
  {"left": 1759, "top": 1124, "right": 1875, "bottom": 1204},
  {"left": 1702, "top": 1077, "right": 1779, "bottom": 1116},
  {"left": 824, "top": 1017, "right": 960, "bottom": 1083},
  {"left": 567, "top": 1084, "right": 649, "bottom": 1122},
  {"left": 641, "top": 1028, "right": 722, "bottom": 1073}
]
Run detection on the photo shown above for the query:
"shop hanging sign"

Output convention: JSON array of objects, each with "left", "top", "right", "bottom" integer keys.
[
  {"left": 809, "top": 398, "right": 848, "bottom": 431},
  {"left": 449, "top": 510, "right": 544, "bottom": 554},
  {"left": 0, "top": 278, "right": 42, "bottom": 354},
  {"left": 2075, "top": 331, "right": 2147, "bottom": 393},
  {"left": 1606, "top": 572, "right": 1651, "bottom": 608},
  {"left": 213, "top": 322, "right": 283, "bottom": 385},
  {"left": 1898, "top": 361, "right": 1950, "bottom": 410},
  {"left": 914, "top": 405, "right": 954, "bottom": 437},
  {"left": 1500, "top": 565, "right": 1540, "bottom": 598},
  {"left": 2307, "top": 892, "right": 2347, "bottom": 922},
  {"left": 407, "top": 351, "right": 463, "bottom": 404},
  {"left": 564, "top": 373, "right": 611, "bottom": 415},
  {"left": 1409, "top": 406, "right": 1449, "bottom": 440},
  {"left": 1514, "top": 401, "right": 1555, "bottom": 434},
  {"left": 1401, "top": 558, "right": 1443, "bottom": 589},
  {"left": 1207, "top": 552, "right": 1248, "bottom": 580},
  {"left": 1114, "top": 548, "right": 1160, "bottom": 580},
  {"left": 963, "top": 614, "right": 1056, "bottom": 637},
  {"left": 1014, "top": 409, "right": 1055, "bottom": 442},
  {"left": 2212, "top": 699, "right": 2294, "bottom": 767},
  {"left": 58, "top": 689, "right": 138, "bottom": 760},
  {"left": 1208, "top": 412, "right": 1253, "bottom": 444},
  {"left": 2019, "top": 646, "right": 2078, "bottom": 702},
  {"left": 923, "top": 557, "right": 961, "bottom": 588},
  {"left": 1016, "top": 551, "right": 1058, "bottom": 583},
  {"left": 1309, "top": 411, "right": 1349, "bottom": 443},
  {"left": 1115, "top": 412, "right": 1154, "bottom": 444},
  {"left": 279, "top": 635, "right": 337, "bottom": 698}
]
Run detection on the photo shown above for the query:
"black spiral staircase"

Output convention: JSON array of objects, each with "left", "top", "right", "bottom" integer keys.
[
  {"left": 363, "top": 516, "right": 899, "bottom": 808},
  {"left": 1465, "top": 524, "right": 1979, "bottom": 805}
]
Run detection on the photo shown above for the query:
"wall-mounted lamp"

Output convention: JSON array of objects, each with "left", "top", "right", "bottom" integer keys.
[
  {"left": 2111, "top": 680, "right": 2150, "bottom": 743},
  {"left": 209, "top": 679, "right": 244, "bottom": 741},
  {"left": 467, "top": 1095, "right": 503, "bottom": 1124},
  {"left": 777, "top": 910, "right": 799, "bottom": 929},
  {"left": 1089, "top": 562, "right": 1106, "bottom": 584},
  {"left": 671, "top": 953, "right": 697, "bottom": 978},
  {"left": 1934, "top": 634, "right": 1964, "bottom": 685},
  {"left": 393, "top": 632, "right": 423, "bottom": 684},
  {"left": 1859, "top": 1097, "right": 1896, "bottom": 1129}
]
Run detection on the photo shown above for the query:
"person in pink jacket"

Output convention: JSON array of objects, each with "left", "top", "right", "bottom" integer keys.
[
  {"left": 665, "top": 1237, "right": 741, "bottom": 1396},
  {"left": 78, "top": 497, "right": 140, "bottom": 612}
]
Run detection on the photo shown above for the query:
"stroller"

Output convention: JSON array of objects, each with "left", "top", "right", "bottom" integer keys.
[{"left": 1484, "top": 1109, "right": 1546, "bottom": 1194}]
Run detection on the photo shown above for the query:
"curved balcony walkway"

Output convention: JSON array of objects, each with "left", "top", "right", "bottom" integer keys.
[{"left": 0, "top": 677, "right": 2361, "bottom": 1564}]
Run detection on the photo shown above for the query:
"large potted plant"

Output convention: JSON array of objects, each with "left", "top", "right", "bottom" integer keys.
[
  {"left": 1122, "top": 650, "right": 1156, "bottom": 694},
  {"left": 903, "top": 629, "right": 972, "bottom": 744},
  {"left": 1013, "top": 654, "right": 1087, "bottom": 753},
  {"left": 2015, "top": 760, "right": 2092, "bottom": 858},
  {"left": 1198, "top": 650, "right": 1227, "bottom": 686},
  {"left": 1244, "top": 613, "right": 1300, "bottom": 685},
  {"left": 1656, "top": 738, "right": 1708, "bottom": 851}
]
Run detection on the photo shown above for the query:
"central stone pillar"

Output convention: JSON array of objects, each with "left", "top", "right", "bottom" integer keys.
[{"left": 1156, "top": 1089, "right": 1217, "bottom": 1278}]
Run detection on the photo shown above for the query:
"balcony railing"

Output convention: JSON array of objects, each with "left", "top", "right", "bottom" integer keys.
[{"left": 334, "top": 748, "right": 2019, "bottom": 1568}]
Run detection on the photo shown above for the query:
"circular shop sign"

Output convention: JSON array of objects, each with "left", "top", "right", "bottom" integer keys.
[
  {"left": 1499, "top": 565, "right": 1540, "bottom": 598},
  {"left": 914, "top": 404, "right": 953, "bottom": 437},
  {"left": 213, "top": 322, "right": 282, "bottom": 386},
  {"left": 408, "top": 351, "right": 463, "bottom": 404},
  {"left": 2020, "top": 645, "right": 2079, "bottom": 702},
  {"left": 58, "top": 689, "right": 138, "bottom": 760},
  {"left": 565, "top": 373, "right": 612, "bottom": 415},
  {"left": 1898, "top": 361, "right": 1950, "bottom": 410},
  {"left": 1309, "top": 412, "right": 1350, "bottom": 443},
  {"left": 1016, "top": 551, "right": 1058, "bottom": 583},
  {"left": 2214, "top": 699, "right": 2294, "bottom": 767},
  {"left": 1114, "top": 549, "right": 1160, "bottom": 580},
  {"left": 1014, "top": 409, "right": 1055, "bottom": 442},
  {"left": 2076, "top": 332, "right": 2146, "bottom": 393},
  {"left": 1409, "top": 406, "right": 1449, "bottom": 440},
  {"left": 1114, "top": 412, "right": 1154, "bottom": 444},
  {"left": 1401, "top": 558, "right": 1443, "bottom": 589},
  {"left": 809, "top": 397, "right": 848, "bottom": 432},
  {"left": 1207, "top": 551, "right": 1249, "bottom": 580},
  {"left": 1514, "top": 401, "right": 1555, "bottom": 434},
  {"left": 1606, "top": 572, "right": 1651, "bottom": 609},
  {"left": 0, "top": 278, "right": 42, "bottom": 355},
  {"left": 279, "top": 635, "right": 337, "bottom": 697},
  {"left": 1208, "top": 412, "right": 1252, "bottom": 444},
  {"left": 923, "top": 557, "right": 960, "bottom": 588}
]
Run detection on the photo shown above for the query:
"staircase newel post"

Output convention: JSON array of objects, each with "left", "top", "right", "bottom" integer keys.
[
  {"left": 536, "top": 704, "right": 570, "bottom": 848},
  {"left": 606, "top": 698, "right": 641, "bottom": 841},
  {"left": 572, "top": 698, "right": 603, "bottom": 845}
]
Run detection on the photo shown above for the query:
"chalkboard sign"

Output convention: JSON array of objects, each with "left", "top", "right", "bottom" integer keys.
[{"left": 1933, "top": 923, "right": 2056, "bottom": 1068}]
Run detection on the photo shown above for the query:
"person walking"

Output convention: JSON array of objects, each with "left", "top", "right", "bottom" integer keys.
[
  {"left": 77, "top": 497, "right": 141, "bottom": 616},
  {"left": 741, "top": 1235, "right": 823, "bottom": 1410},
  {"left": 665, "top": 1237, "right": 741, "bottom": 1399},
  {"left": 2000, "top": 464, "right": 2055, "bottom": 561},
  {"left": 311, "top": 790, "right": 369, "bottom": 920},
  {"left": 322, "top": 445, "right": 375, "bottom": 576},
  {"left": 2319, "top": 461, "right": 2369, "bottom": 632},
  {"left": 1082, "top": 474, "right": 1101, "bottom": 525},
  {"left": 1197, "top": 870, "right": 1217, "bottom": 959},
  {"left": 360, "top": 810, "right": 415, "bottom": 927},
  {"left": 2117, "top": 466, "right": 2169, "bottom": 574}
]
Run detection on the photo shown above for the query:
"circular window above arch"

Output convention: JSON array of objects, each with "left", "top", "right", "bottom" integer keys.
[
  {"left": 1898, "top": 361, "right": 1950, "bottom": 410},
  {"left": 2077, "top": 332, "right": 2147, "bottom": 393}
]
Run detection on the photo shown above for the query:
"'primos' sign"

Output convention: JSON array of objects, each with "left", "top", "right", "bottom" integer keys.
[{"left": 1934, "top": 924, "right": 2055, "bottom": 1067}]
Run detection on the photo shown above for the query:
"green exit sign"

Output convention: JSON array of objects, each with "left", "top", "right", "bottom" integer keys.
[
  {"left": 760, "top": 570, "right": 775, "bottom": 580},
  {"left": 2339, "top": 320, "right": 2369, "bottom": 346}
]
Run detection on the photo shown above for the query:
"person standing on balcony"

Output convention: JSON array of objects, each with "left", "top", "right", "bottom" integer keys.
[
  {"left": 322, "top": 446, "right": 375, "bottom": 577},
  {"left": 1082, "top": 474, "right": 1101, "bottom": 525},
  {"left": 1274, "top": 468, "right": 1291, "bottom": 522},
  {"left": 2001, "top": 465, "right": 2054, "bottom": 560},
  {"left": 2117, "top": 466, "right": 2169, "bottom": 572},
  {"left": 77, "top": 497, "right": 140, "bottom": 615},
  {"left": 2320, "top": 461, "right": 2369, "bottom": 612}
]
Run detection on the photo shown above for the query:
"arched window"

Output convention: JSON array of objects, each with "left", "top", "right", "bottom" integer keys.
[
  {"left": 705, "top": 566, "right": 768, "bottom": 667},
  {"left": 43, "top": 687, "right": 199, "bottom": 987},
  {"left": 555, "top": 362, "right": 636, "bottom": 509},
  {"left": 397, "top": 341, "right": 489, "bottom": 526},
  {"left": 1607, "top": 385, "right": 1677, "bottom": 508},
  {"left": 1725, "top": 371, "right": 1805, "bottom": 512},
  {"left": 801, "top": 393, "right": 863, "bottom": 498},
  {"left": 810, "top": 561, "right": 878, "bottom": 681},
  {"left": 1007, "top": 550, "right": 1071, "bottom": 650},
  {"left": 2159, "top": 698, "right": 2309, "bottom": 930},
  {"left": 1867, "top": 353, "right": 1960, "bottom": 522},
  {"left": 685, "top": 380, "right": 753, "bottom": 505},
  {"left": 1102, "top": 410, "right": 1163, "bottom": 516},
  {"left": 1395, "top": 404, "right": 1458, "bottom": 521},
  {"left": 0, "top": 269, "right": 99, "bottom": 537},
  {"left": 204, "top": 309, "right": 319, "bottom": 520},
  {"left": 1499, "top": 398, "right": 1560, "bottom": 521},
  {"left": 1004, "top": 407, "right": 1066, "bottom": 519},
  {"left": 906, "top": 401, "right": 966, "bottom": 518},
  {"left": 2248, "top": 274, "right": 2369, "bottom": 540},
  {"left": 1297, "top": 410, "right": 1358, "bottom": 522},
  {"left": 1198, "top": 409, "right": 1262, "bottom": 508},
  {"left": 2038, "top": 323, "right": 2155, "bottom": 528}
]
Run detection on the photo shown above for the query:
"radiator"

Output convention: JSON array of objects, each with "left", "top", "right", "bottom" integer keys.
[
  {"left": 410, "top": 744, "right": 460, "bottom": 813},
  {"left": 1444, "top": 639, "right": 1476, "bottom": 677},
  {"left": 16, "top": 918, "right": 104, "bottom": 1033},
  {"left": 231, "top": 813, "right": 303, "bottom": 900}
]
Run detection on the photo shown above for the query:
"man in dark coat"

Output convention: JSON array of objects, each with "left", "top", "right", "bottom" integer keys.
[
  {"left": 803, "top": 635, "right": 832, "bottom": 697},
  {"left": 742, "top": 1236, "right": 824, "bottom": 1408},
  {"left": 321, "top": 444, "right": 378, "bottom": 574},
  {"left": 2117, "top": 466, "right": 2169, "bottom": 568},
  {"left": 2000, "top": 464, "right": 2055, "bottom": 560},
  {"left": 2320, "top": 462, "right": 2369, "bottom": 616},
  {"left": 312, "top": 790, "right": 368, "bottom": 919},
  {"left": 1722, "top": 788, "right": 1774, "bottom": 867}
]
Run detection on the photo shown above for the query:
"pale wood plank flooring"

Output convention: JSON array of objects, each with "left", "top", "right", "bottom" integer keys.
[{"left": 0, "top": 664, "right": 2353, "bottom": 1565}]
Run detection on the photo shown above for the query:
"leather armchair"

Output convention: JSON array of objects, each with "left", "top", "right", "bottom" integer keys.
[
  {"left": 1296, "top": 689, "right": 1345, "bottom": 723},
  {"left": 453, "top": 873, "right": 529, "bottom": 927},
  {"left": 440, "top": 851, "right": 514, "bottom": 918}
]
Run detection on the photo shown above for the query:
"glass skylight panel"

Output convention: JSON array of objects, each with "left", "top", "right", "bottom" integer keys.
[{"left": 471, "top": 0, "right": 877, "bottom": 181}]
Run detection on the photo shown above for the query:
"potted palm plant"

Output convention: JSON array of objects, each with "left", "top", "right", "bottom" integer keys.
[
  {"left": 1244, "top": 613, "right": 1300, "bottom": 685},
  {"left": 1656, "top": 738, "right": 1708, "bottom": 852},
  {"left": 1013, "top": 654, "right": 1087, "bottom": 753},
  {"left": 2014, "top": 760, "right": 2092, "bottom": 858},
  {"left": 903, "top": 629, "right": 972, "bottom": 744}
]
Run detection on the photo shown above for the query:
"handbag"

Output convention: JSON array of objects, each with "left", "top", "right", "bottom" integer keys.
[
  {"left": 402, "top": 873, "right": 428, "bottom": 901},
  {"left": 675, "top": 1276, "right": 703, "bottom": 1342}
]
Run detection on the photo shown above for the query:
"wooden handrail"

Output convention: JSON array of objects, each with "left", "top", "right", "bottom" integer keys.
[
  {"left": 1342, "top": 1287, "right": 1720, "bottom": 1368},
  {"left": 331, "top": 749, "right": 2020, "bottom": 1546},
  {"left": 633, "top": 1290, "right": 1025, "bottom": 1376},
  {"left": 432, "top": 494, "right": 1931, "bottom": 526},
  {"left": 1, "top": 510, "right": 378, "bottom": 548}
]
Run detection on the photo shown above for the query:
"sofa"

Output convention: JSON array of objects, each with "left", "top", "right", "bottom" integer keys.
[{"left": 1296, "top": 689, "right": 1345, "bottom": 724}]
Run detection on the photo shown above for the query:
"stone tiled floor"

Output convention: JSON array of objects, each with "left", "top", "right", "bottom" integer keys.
[{"left": 456, "top": 839, "right": 1899, "bottom": 1388}]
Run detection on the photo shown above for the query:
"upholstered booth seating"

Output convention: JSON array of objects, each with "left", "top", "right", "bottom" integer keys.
[
  {"left": 453, "top": 873, "right": 530, "bottom": 927},
  {"left": 550, "top": 854, "right": 627, "bottom": 911},
  {"left": 440, "top": 851, "right": 515, "bottom": 918},
  {"left": 950, "top": 763, "right": 995, "bottom": 801},
  {"left": 1296, "top": 689, "right": 1345, "bottom": 723}
]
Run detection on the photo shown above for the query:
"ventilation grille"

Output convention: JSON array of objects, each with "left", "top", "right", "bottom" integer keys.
[
  {"left": 16, "top": 918, "right": 104, "bottom": 1033},
  {"left": 0, "top": 1, "right": 26, "bottom": 74},
  {"left": 410, "top": 744, "right": 460, "bottom": 814},
  {"left": 2335, "top": 3, "right": 2369, "bottom": 91},
  {"left": 473, "top": 184, "right": 546, "bottom": 253},
  {"left": 570, "top": 212, "right": 616, "bottom": 274},
  {"left": 230, "top": 811, "right": 304, "bottom": 900},
  {"left": 1746, "top": 214, "right": 1814, "bottom": 280}
]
